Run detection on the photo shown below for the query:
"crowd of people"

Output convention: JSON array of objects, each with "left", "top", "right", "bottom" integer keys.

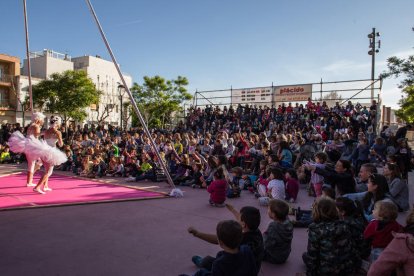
[{"left": 1, "top": 97, "right": 413, "bottom": 275}]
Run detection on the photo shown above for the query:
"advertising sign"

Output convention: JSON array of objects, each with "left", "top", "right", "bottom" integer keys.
[
  {"left": 231, "top": 87, "right": 272, "bottom": 104},
  {"left": 273, "top": 84, "right": 312, "bottom": 102},
  {"left": 273, "top": 84, "right": 312, "bottom": 103}
]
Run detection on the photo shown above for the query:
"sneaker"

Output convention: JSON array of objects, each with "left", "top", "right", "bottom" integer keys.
[
  {"left": 191, "top": 184, "right": 196, "bottom": 189},
  {"left": 26, "top": 183, "right": 36, "bottom": 187},
  {"left": 191, "top": 256, "right": 203, "bottom": 268},
  {"left": 126, "top": 176, "right": 136, "bottom": 182}
]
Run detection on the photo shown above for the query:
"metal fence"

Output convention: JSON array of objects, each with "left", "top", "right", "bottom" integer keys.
[{"left": 193, "top": 78, "right": 382, "bottom": 108}]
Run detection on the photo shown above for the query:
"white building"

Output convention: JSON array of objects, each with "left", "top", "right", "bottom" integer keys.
[
  {"left": 22, "top": 49, "right": 74, "bottom": 79},
  {"left": 72, "top": 55, "right": 132, "bottom": 127},
  {"left": 21, "top": 49, "right": 133, "bottom": 128},
  {"left": 15, "top": 75, "right": 42, "bottom": 126}
]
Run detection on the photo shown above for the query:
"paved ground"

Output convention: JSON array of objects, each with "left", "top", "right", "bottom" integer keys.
[{"left": 0, "top": 164, "right": 412, "bottom": 276}]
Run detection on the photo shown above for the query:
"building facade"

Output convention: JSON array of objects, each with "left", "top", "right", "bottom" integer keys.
[
  {"left": 19, "top": 49, "right": 132, "bottom": 128},
  {"left": 0, "top": 54, "right": 20, "bottom": 124},
  {"left": 72, "top": 55, "right": 132, "bottom": 127}
]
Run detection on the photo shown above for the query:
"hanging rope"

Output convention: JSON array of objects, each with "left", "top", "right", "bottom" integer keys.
[
  {"left": 84, "top": 0, "right": 177, "bottom": 189},
  {"left": 22, "top": 0, "right": 34, "bottom": 114}
]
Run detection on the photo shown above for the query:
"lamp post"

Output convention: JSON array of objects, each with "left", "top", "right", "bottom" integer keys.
[
  {"left": 117, "top": 83, "right": 125, "bottom": 131},
  {"left": 368, "top": 28, "right": 381, "bottom": 102}
]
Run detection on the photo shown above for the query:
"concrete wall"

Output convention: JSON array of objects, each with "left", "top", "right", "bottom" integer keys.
[{"left": 22, "top": 55, "right": 73, "bottom": 79}]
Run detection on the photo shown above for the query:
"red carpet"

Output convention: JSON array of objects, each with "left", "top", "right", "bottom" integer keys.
[{"left": 0, "top": 173, "right": 168, "bottom": 211}]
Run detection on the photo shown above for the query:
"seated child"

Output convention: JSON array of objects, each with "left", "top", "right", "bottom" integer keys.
[
  {"left": 60, "top": 149, "right": 73, "bottom": 171},
  {"left": 207, "top": 167, "right": 227, "bottom": 207},
  {"left": 0, "top": 146, "right": 12, "bottom": 163},
  {"left": 179, "top": 162, "right": 203, "bottom": 187},
  {"left": 188, "top": 204, "right": 264, "bottom": 274},
  {"left": 254, "top": 160, "right": 269, "bottom": 197},
  {"left": 258, "top": 167, "right": 285, "bottom": 206},
  {"left": 364, "top": 200, "right": 403, "bottom": 262},
  {"left": 79, "top": 156, "right": 93, "bottom": 177},
  {"left": 227, "top": 167, "right": 243, "bottom": 198},
  {"left": 263, "top": 199, "right": 293, "bottom": 264},
  {"left": 285, "top": 169, "right": 299, "bottom": 203},
  {"left": 302, "top": 197, "right": 354, "bottom": 275},
  {"left": 187, "top": 220, "right": 257, "bottom": 276},
  {"left": 304, "top": 152, "right": 327, "bottom": 197},
  {"left": 336, "top": 197, "right": 370, "bottom": 268}
]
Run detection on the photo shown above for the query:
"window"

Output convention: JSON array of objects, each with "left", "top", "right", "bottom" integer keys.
[{"left": 0, "top": 88, "right": 10, "bottom": 106}]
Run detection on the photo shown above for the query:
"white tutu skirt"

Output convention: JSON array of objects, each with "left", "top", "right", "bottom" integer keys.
[
  {"left": 8, "top": 131, "right": 67, "bottom": 166},
  {"left": 25, "top": 138, "right": 67, "bottom": 166},
  {"left": 8, "top": 131, "right": 27, "bottom": 153}
]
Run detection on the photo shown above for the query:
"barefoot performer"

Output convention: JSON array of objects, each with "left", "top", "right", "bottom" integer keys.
[
  {"left": 33, "top": 116, "right": 66, "bottom": 194},
  {"left": 8, "top": 112, "right": 45, "bottom": 187}
]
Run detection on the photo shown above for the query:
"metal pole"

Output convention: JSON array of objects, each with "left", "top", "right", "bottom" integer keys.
[
  {"left": 23, "top": 0, "right": 33, "bottom": 113},
  {"left": 230, "top": 85, "right": 232, "bottom": 107},
  {"left": 320, "top": 78, "right": 323, "bottom": 101},
  {"left": 85, "top": 0, "right": 175, "bottom": 188},
  {"left": 370, "top": 28, "right": 376, "bottom": 102}
]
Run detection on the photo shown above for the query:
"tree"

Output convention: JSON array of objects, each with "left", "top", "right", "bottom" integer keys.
[
  {"left": 32, "top": 70, "right": 101, "bottom": 124},
  {"left": 381, "top": 55, "right": 414, "bottom": 122},
  {"left": 318, "top": 91, "right": 342, "bottom": 107},
  {"left": 130, "top": 75, "right": 192, "bottom": 128}
]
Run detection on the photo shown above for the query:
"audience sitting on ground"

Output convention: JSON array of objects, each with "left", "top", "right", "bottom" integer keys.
[{"left": 367, "top": 208, "right": 414, "bottom": 276}]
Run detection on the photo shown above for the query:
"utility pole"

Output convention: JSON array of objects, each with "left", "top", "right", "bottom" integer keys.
[
  {"left": 368, "top": 28, "right": 380, "bottom": 103},
  {"left": 118, "top": 84, "right": 124, "bottom": 131}
]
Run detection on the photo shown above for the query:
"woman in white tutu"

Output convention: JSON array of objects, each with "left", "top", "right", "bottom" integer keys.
[
  {"left": 33, "top": 116, "right": 66, "bottom": 194},
  {"left": 8, "top": 112, "right": 45, "bottom": 187}
]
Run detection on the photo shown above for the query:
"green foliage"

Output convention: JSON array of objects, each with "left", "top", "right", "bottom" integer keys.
[
  {"left": 381, "top": 55, "right": 414, "bottom": 122},
  {"left": 130, "top": 75, "right": 192, "bottom": 128},
  {"left": 32, "top": 70, "right": 101, "bottom": 123}
]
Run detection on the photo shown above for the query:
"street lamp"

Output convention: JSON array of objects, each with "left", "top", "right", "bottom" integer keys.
[
  {"left": 117, "top": 83, "right": 125, "bottom": 131},
  {"left": 368, "top": 28, "right": 381, "bottom": 102}
]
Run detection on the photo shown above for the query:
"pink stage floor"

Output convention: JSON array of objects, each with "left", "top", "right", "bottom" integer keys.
[{"left": 0, "top": 173, "right": 168, "bottom": 211}]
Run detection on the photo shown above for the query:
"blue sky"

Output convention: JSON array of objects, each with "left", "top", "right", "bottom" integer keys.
[{"left": 1, "top": 0, "right": 413, "bottom": 108}]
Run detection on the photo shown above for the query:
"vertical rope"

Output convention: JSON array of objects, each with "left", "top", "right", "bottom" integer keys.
[
  {"left": 23, "top": 0, "right": 33, "bottom": 113},
  {"left": 84, "top": 0, "right": 176, "bottom": 188}
]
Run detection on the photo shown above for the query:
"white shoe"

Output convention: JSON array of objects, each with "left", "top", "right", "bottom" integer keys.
[
  {"left": 33, "top": 188, "right": 46, "bottom": 194},
  {"left": 27, "top": 183, "right": 36, "bottom": 187},
  {"left": 44, "top": 187, "right": 52, "bottom": 192},
  {"left": 126, "top": 177, "right": 136, "bottom": 182}
]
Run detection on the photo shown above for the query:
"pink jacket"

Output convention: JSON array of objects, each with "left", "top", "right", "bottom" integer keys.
[
  {"left": 207, "top": 179, "right": 227, "bottom": 204},
  {"left": 368, "top": 232, "right": 414, "bottom": 276}
]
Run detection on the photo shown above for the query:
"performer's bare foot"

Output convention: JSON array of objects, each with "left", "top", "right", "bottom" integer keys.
[
  {"left": 26, "top": 183, "right": 36, "bottom": 187},
  {"left": 43, "top": 187, "right": 52, "bottom": 192},
  {"left": 33, "top": 188, "right": 46, "bottom": 194}
]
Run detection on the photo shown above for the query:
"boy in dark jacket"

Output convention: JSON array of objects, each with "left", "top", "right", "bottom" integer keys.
[
  {"left": 263, "top": 199, "right": 293, "bottom": 264},
  {"left": 188, "top": 204, "right": 264, "bottom": 275},
  {"left": 186, "top": 220, "right": 257, "bottom": 276}
]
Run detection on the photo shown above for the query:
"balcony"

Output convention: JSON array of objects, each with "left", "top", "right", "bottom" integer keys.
[
  {"left": 0, "top": 74, "right": 13, "bottom": 86},
  {"left": 0, "top": 102, "right": 15, "bottom": 111}
]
